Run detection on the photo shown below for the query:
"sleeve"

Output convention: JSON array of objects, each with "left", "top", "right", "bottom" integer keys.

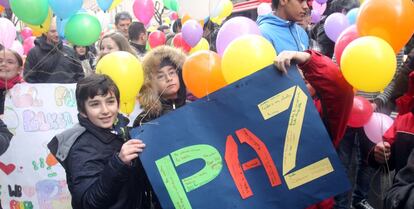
[
  {"left": 67, "top": 142, "right": 132, "bottom": 209},
  {"left": 0, "top": 119, "right": 13, "bottom": 156},
  {"left": 298, "top": 50, "right": 354, "bottom": 147},
  {"left": 23, "top": 49, "right": 38, "bottom": 83},
  {"left": 384, "top": 149, "right": 414, "bottom": 209}
]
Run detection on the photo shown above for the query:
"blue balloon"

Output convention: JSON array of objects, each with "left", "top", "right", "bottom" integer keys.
[
  {"left": 97, "top": 0, "right": 114, "bottom": 12},
  {"left": 346, "top": 8, "right": 359, "bottom": 25},
  {"left": 49, "top": 0, "right": 83, "bottom": 19},
  {"left": 57, "top": 18, "right": 69, "bottom": 39}
]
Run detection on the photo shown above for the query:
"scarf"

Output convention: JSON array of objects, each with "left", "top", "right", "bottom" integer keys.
[{"left": 0, "top": 75, "right": 24, "bottom": 90}]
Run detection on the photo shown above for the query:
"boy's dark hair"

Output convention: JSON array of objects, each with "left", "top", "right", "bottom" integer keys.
[
  {"left": 75, "top": 74, "right": 120, "bottom": 114},
  {"left": 115, "top": 12, "right": 132, "bottom": 25},
  {"left": 271, "top": 0, "right": 280, "bottom": 9},
  {"left": 129, "top": 21, "right": 146, "bottom": 41}
]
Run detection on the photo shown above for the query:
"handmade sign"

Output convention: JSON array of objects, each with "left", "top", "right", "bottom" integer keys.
[{"left": 132, "top": 65, "right": 350, "bottom": 209}]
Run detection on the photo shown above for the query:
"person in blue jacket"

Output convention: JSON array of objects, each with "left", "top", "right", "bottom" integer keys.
[{"left": 257, "top": 0, "right": 310, "bottom": 54}]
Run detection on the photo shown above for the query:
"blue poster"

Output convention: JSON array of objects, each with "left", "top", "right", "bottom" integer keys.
[{"left": 131, "top": 65, "right": 350, "bottom": 209}]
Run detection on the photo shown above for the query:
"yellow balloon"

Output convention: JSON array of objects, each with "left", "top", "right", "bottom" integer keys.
[
  {"left": 221, "top": 35, "right": 276, "bottom": 84},
  {"left": 189, "top": 38, "right": 210, "bottom": 54},
  {"left": 109, "top": 0, "right": 123, "bottom": 11},
  {"left": 219, "top": 0, "right": 233, "bottom": 19},
  {"left": 96, "top": 51, "right": 144, "bottom": 114},
  {"left": 210, "top": 16, "right": 224, "bottom": 25},
  {"left": 341, "top": 36, "right": 396, "bottom": 92},
  {"left": 26, "top": 9, "right": 52, "bottom": 37}
]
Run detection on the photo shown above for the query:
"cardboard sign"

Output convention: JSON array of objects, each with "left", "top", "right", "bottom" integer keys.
[{"left": 131, "top": 65, "right": 350, "bottom": 209}]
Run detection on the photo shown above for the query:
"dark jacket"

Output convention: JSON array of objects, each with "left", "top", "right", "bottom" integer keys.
[
  {"left": 298, "top": 50, "right": 354, "bottom": 147},
  {"left": 48, "top": 114, "right": 153, "bottom": 209},
  {"left": 0, "top": 119, "right": 13, "bottom": 156},
  {"left": 24, "top": 36, "right": 84, "bottom": 83},
  {"left": 384, "top": 149, "right": 414, "bottom": 209},
  {"left": 130, "top": 42, "right": 147, "bottom": 57}
]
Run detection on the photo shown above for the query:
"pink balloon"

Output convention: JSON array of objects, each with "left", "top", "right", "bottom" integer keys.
[
  {"left": 170, "top": 12, "right": 178, "bottom": 20},
  {"left": 10, "top": 40, "right": 23, "bottom": 56},
  {"left": 133, "top": 0, "right": 154, "bottom": 25},
  {"left": 216, "top": 17, "right": 261, "bottom": 56},
  {"left": 363, "top": 113, "right": 394, "bottom": 144},
  {"left": 334, "top": 25, "right": 359, "bottom": 66},
  {"left": 312, "top": 1, "right": 327, "bottom": 15},
  {"left": 20, "top": 27, "right": 33, "bottom": 40},
  {"left": 257, "top": 3, "right": 272, "bottom": 16},
  {"left": 0, "top": 17, "right": 16, "bottom": 49},
  {"left": 23, "top": 36, "right": 36, "bottom": 55}
]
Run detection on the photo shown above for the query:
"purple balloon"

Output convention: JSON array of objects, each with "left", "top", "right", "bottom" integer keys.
[
  {"left": 324, "top": 12, "right": 350, "bottom": 42},
  {"left": 182, "top": 20, "right": 203, "bottom": 47},
  {"left": 311, "top": 10, "right": 322, "bottom": 23},
  {"left": 315, "top": 0, "right": 327, "bottom": 4},
  {"left": 312, "top": 1, "right": 326, "bottom": 15},
  {"left": 363, "top": 113, "right": 394, "bottom": 144},
  {"left": 0, "top": 0, "right": 10, "bottom": 8},
  {"left": 216, "top": 17, "right": 261, "bottom": 56}
]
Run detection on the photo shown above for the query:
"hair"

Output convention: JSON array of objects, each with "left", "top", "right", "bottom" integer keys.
[
  {"left": 73, "top": 45, "right": 90, "bottom": 54},
  {"left": 115, "top": 12, "right": 132, "bottom": 25},
  {"left": 271, "top": 0, "right": 280, "bottom": 9},
  {"left": 97, "top": 32, "right": 137, "bottom": 61},
  {"left": 1, "top": 49, "right": 23, "bottom": 67},
  {"left": 172, "top": 19, "right": 182, "bottom": 33},
  {"left": 75, "top": 74, "right": 120, "bottom": 114},
  {"left": 128, "top": 21, "right": 147, "bottom": 41}
]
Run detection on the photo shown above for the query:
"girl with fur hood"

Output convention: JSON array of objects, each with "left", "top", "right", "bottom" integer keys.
[{"left": 133, "top": 46, "right": 187, "bottom": 127}]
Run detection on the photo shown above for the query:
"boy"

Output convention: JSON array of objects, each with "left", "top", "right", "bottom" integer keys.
[{"left": 48, "top": 74, "right": 159, "bottom": 209}]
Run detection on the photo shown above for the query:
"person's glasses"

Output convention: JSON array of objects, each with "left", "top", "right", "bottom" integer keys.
[{"left": 156, "top": 69, "right": 178, "bottom": 81}]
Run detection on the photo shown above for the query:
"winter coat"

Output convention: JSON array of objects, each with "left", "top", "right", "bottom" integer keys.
[
  {"left": 133, "top": 46, "right": 187, "bottom": 127},
  {"left": 0, "top": 119, "right": 13, "bottom": 156},
  {"left": 24, "top": 36, "right": 84, "bottom": 83},
  {"left": 48, "top": 114, "right": 154, "bottom": 209},
  {"left": 257, "top": 13, "right": 309, "bottom": 53},
  {"left": 298, "top": 50, "right": 354, "bottom": 147}
]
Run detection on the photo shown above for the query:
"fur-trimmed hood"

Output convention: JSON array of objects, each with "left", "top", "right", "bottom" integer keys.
[{"left": 136, "top": 46, "right": 187, "bottom": 124}]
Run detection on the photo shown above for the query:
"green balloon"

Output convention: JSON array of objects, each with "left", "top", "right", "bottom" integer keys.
[
  {"left": 163, "top": 0, "right": 179, "bottom": 12},
  {"left": 10, "top": 0, "right": 49, "bottom": 25},
  {"left": 65, "top": 13, "right": 102, "bottom": 46}
]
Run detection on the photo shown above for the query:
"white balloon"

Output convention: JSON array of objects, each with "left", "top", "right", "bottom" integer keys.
[
  {"left": 178, "top": 0, "right": 221, "bottom": 20},
  {"left": 257, "top": 3, "right": 272, "bottom": 16},
  {"left": 10, "top": 40, "right": 24, "bottom": 56}
]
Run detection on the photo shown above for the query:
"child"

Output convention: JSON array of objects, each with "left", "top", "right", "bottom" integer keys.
[
  {"left": 48, "top": 74, "right": 159, "bottom": 209},
  {"left": 0, "top": 49, "right": 24, "bottom": 114},
  {"left": 133, "top": 46, "right": 187, "bottom": 127}
]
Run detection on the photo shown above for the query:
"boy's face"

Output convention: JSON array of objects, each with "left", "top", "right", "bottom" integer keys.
[
  {"left": 155, "top": 65, "right": 180, "bottom": 100},
  {"left": 82, "top": 91, "right": 118, "bottom": 129},
  {"left": 282, "top": 0, "right": 309, "bottom": 22}
]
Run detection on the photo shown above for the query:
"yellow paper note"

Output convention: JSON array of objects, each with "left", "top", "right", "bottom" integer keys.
[
  {"left": 258, "top": 86, "right": 296, "bottom": 120},
  {"left": 284, "top": 158, "right": 334, "bottom": 190},
  {"left": 283, "top": 87, "right": 307, "bottom": 175}
]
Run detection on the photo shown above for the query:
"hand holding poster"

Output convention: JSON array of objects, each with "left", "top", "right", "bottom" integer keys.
[{"left": 132, "top": 65, "right": 350, "bottom": 209}]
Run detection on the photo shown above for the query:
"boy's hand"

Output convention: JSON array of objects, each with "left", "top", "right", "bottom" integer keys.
[
  {"left": 118, "top": 139, "right": 146, "bottom": 165},
  {"left": 274, "top": 51, "right": 311, "bottom": 74},
  {"left": 374, "top": 141, "right": 391, "bottom": 164}
]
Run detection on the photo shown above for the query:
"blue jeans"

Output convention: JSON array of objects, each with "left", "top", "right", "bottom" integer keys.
[{"left": 334, "top": 127, "right": 374, "bottom": 209}]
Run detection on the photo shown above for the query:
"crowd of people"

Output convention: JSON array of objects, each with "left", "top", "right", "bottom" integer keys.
[{"left": 1, "top": 0, "right": 414, "bottom": 208}]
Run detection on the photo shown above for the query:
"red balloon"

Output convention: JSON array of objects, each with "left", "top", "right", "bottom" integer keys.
[
  {"left": 347, "top": 96, "right": 373, "bottom": 127},
  {"left": 334, "top": 25, "right": 359, "bottom": 66},
  {"left": 172, "top": 33, "right": 191, "bottom": 53},
  {"left": 148, "top": 31, "right": 166, "bottom": 48}
]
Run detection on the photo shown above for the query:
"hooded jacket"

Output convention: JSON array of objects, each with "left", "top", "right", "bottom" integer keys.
[
  {"left": 24, "top": 36, "right": 84, "bottom": 83},
  {"left": 133, "top": 46, "right": 187, "bottom": 127},
  {"left": 48, "top": 114, "right": 153, "bottom": 209},
  {"left": 257, "top": 13, "right": 309, "bottom": 54}
]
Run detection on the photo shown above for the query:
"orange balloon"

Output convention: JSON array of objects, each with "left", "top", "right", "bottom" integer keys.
[
  {"left": 0, "top": 5, "right": 4, "bottom": 13},
  {"left": 182, "top": 14, "right": 191, "bottom": 25},
  {"left": 357, "top": 0, "right": 414, "bottom": 53},
  {"left": 183, "top": 50, "right": 227, "bottom": 98}
]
